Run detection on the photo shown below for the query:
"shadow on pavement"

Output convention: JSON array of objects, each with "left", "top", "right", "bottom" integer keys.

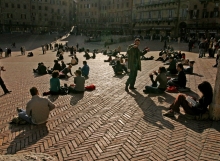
[
  {"left": 7, "top": 123, "right": 48, "bottom": 154},
  {"left": 128, "top": 90, "right": 175, "bottom": 130},
  {"left": 70, "top": 93, "right": 84, "bottom": 106}
]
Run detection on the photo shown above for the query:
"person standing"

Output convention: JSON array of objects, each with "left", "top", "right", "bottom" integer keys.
[
  {"left": 198, "top": 38, "right": 205, "bottom": 58},
  {"left": 76, "top": 43, "right": 79, "bottom": 51},
  {"left": 0, "top": 66, "right": 11, "bottom": 94},
  {"left": 125, "top": 38, "right": 149, "bottom": 91}
]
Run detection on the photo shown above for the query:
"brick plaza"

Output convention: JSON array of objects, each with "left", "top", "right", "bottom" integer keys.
[{"left": 0, "top": 35, "right": 220, "bottom": 160}]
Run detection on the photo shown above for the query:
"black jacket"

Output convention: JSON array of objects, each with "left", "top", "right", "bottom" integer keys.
[
  {"left": 192, "top": 96, "right": 212, "bottom": 115},
  {"left": 177, "top": 70, "right": 186, "bottom": 88}
]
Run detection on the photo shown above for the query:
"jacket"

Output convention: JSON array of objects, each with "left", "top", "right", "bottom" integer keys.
[{"left": 127, "top": 44, "right": 145, "bottom": 71}]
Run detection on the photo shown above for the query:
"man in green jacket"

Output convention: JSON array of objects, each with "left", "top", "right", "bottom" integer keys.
[{"left": 125, "top": 38, "right": 149, "bottom": 91}]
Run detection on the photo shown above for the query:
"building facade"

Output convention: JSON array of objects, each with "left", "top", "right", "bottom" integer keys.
[
  {"left": 76, "top": 0, "right": 133, "bottom": 36},
  {"left": 0, "top": 0, "right": 76, "bottom": 33},
  {"left": 133, "top": 0, "right": 220, "bottom": 40}
]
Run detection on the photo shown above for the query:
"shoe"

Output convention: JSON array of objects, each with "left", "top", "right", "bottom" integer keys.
[
  {"left": 4, "top": 90, "right": 11, "bottom": 94},
  {"left": 163, "top": 110, "right": 175, "bottom": 117},
  {"left": 129, "top": 87, "right": 137, "bottom": 90},
  {"left": 213, "top": 65, "right": 217, "bottom": 67}
]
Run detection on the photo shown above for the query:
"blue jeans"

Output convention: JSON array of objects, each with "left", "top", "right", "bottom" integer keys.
[
  {"left": 144, "top": 85, "right": 165, "bottom": 94},
  {"left": 18, "top": 109, "right": 34, "bottom": 124}
]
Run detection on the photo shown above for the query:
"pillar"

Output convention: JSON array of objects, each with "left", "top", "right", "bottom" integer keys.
[{"left": 209, "top": 59, "right": 220, "bottom": 120}]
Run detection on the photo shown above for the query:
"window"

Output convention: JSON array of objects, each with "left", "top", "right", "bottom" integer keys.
[
  {"left": 11, "top": 4, "right": 14, "bottom": 8},
  {"left": 5, "top": 3, "right": 8, "bottom": 7},
  {"left": 45, "top": 6, "right": 48, "bottom": 10},
  {"left": 39, "top": 6, "right": 41, "bottom": 10},
  {"left": 24, "top": 5, "right": 26, "bottom": 9},
  {"left": 32, "top": 5, "right": 35, "bottom": 9},
  {"left": 17, "top": 4, "right": 20, "bottom": 8}
]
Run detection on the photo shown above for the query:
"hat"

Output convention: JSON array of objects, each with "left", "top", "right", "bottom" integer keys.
[{"left": 74, "top": 69, "right": 81, "bottom": 75}]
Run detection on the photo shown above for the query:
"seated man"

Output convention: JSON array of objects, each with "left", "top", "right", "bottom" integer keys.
[
  {"left": 79, "top": 61, "right": 90, "bottom": 78},
  {"left": 69, "top": 56, "right": 77, "bottom": 65},
  {"left": 33, "top": 63, "right": 47, "bottom": 75},
  {"left": 112, "top": 60, "right": 128, "bottom": 75},
  {"left": 69, "top": 70, "right": 85, "bottom": 93},
  {"left": 184, "top": 61, "right": 195, "bottom": 74},
  {"left": 143, "top": 66, "right": 167, "bottom": 94},
  {"left": 84, "top": 50, "right": 91, "bottom": 60},
  {"left": 167, "top": 57, "right": 177, "bottom": 75},
  {"left": 168, "top": 63, "right": 186, "bottom": 88},
  {"left": 61, "top": 61, "right": 66, "bottom": 70},
  {"left": 17, "top": 87, "right": 55, "bottom": 124},
  {"left": 60, "top": 65, "right": 73, "bottom": 78}
]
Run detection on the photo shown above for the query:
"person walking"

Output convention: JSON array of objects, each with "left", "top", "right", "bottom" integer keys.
[
  {"left": 125, "top": 38, "right": 149, "bottom": 91},
  {"left": 0, "top": 66, "right": 11, "bottom": 94}
]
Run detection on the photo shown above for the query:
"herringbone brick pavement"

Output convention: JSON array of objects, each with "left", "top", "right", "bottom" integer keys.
[{"left": 0, "top": 40, "right": 220, "bottom": 161}]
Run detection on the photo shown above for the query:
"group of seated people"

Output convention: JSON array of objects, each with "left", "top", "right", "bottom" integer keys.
[
  {"left": 49, "top": 69, "right": 85, "bottom": 95},
  {"left": 143, "top": 63, "right": 187, "bottom": 94}
]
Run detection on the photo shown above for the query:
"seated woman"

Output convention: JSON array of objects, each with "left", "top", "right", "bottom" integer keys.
[
  {"left": 184, "top": 61, "right": 195, "bottom": 74},
  {"left": 50, "top": 71, "right": 61, "bottom": 95},
  {"left": 112, "top": 60, "right": 128, "bottom": 75},
  {"left": 144, "top": 66, "right": 167, "bottom": 94},
  {"left": 68, "top": 70, "right": 85, "bottom": 93},
  {"left": 163, "top": 81, "right": 213, "bottom": 117},
  {"left": 168, "top": 63, "right": 186, "bottom": 88}
]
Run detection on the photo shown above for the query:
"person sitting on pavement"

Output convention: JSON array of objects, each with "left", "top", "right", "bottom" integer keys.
[
  {"left": 143, "top": 66, "right": 167, "bottom": 94},
  {"left": 84, "top": 50, "right": 91, "bottom": 60},
  {"left": 51, "top": 60, "right": 62, "bottom": 72},
  {"left": 112, "top": 60, "right": 129, "bottom": 75},
  {"left": 50, "top": 71, "right": 61, "bottom": 95},
  {"left": 168, "top": 63, "right": 186, "bottom": 89},
  {"left": 68, "top": 70, "right": 85, "bottom": 94},
  {"left": 60, "top": 64, "right": 73, "bottom": 78},
  {"left": 17, "top": 87, "right": 55, "bottom": 124},
  {"left": 184, "top": 61, "right": 195, "bottom": 74},
  {"left": 69, "top": 56, "right": 77, "bottom": 65},
  {"left": 79, "top": 61, "right": 90, "bottom": 78},
  {"left": 33, "top": 62, "right": 47, "bottom": 75},
  {"left": 167, "top": 57, "right": 177, "bottom": 75},
  {"left": 57, "top": 53, "right": 64, "bottom": 61},
  {"left": 163, "top": 81, "right": 213, "bottom": 118},
  {"left": 61, "top": 60, "right": 66, "bottom": 70}
]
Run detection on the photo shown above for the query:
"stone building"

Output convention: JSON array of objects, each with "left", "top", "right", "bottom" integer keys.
[
  {"left": 76, "top": 0, "right": 133, "bottom": 36},
  {"left": 183, "top": 0, "right": 220, "bottom": 39},
  {"left": 133, "top": 0, "right": 220, "bottom": 40},
  {"left": 0, "top": 0, "right": 76, "bottom": 33}
]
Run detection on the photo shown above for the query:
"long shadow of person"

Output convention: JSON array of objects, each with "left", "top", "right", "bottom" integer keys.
[
  {"left": 7, "top": 123, "right": 48, "bottom": 154},
  {"left": 70, "top": 93, "right": 84, "bottom": 106},
  {"left": 127, "top": 90, "right": 175, "bottom": 130}
]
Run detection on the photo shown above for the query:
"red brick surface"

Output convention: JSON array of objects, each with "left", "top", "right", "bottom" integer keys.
[{"left": 0, "top": 38, "right": 220, "bottom": 160}]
